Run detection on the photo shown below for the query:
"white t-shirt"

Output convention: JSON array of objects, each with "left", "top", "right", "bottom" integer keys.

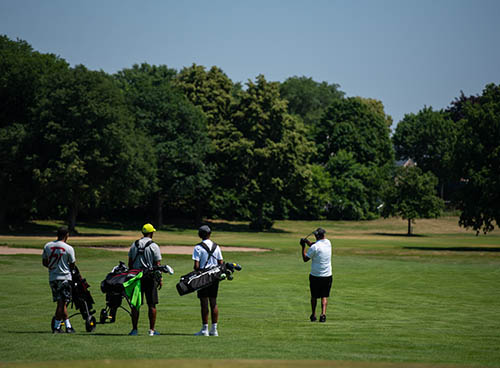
[
  {"left": 128, "top": 237, "right": 162, "bottom": 269},
  {"left": 42, "top": 240, "right": 76, "bottom": 281},
  {"left": 192, "top": 239, "right": 223, "bottom": 269},
  {"left": 306, "top": 238, "right": 332, "bottom": 277}
]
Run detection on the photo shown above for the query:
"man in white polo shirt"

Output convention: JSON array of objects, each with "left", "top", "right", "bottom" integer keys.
[{"left": 300, "top": 227, "right": 332, "bottom": 322}]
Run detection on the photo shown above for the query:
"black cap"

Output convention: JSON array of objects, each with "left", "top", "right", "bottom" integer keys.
[
  {"left": 198, "top": 225, "right": 211, "bottom": 239},
  {"left": 199, "top": 225, "right": 211, "bottom": 233},
  {"left": 314, "top": 227, "right": 326, "bottom": 238}
]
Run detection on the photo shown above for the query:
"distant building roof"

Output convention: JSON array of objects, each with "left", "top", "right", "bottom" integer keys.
[{"left": 395, "top": 158, "right": 416, "bottom": 167}]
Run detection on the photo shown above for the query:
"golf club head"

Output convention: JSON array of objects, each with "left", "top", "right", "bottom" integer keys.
[{"left": 226, "top": 262, "right": 242, "bottom": 272}]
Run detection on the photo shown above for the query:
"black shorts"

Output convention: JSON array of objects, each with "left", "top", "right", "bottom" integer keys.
[
  {"left": 141, "top": 276, "right": 158, "bottom": 306},
  {"left": 197, "top": 280, "right": 219, "bottom": 299},
  {"left": 309, "top": 274, "right": 333, "bottom": 298}
]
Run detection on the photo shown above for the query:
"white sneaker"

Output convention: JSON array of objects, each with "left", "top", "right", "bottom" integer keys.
[
  {"left": 209, "top": 328, "right": 218, "bottom": 336},
  {"left": 194, "top": 329, "right": 209, "bottom": 336}
]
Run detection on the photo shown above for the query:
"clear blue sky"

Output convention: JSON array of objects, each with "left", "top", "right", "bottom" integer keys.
[{"left": 1, "top": 0, "right": 499, "bottom": 128}]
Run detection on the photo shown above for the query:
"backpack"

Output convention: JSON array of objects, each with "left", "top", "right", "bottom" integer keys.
[{"left": 131, "top": 239, "right": 154, "bottom": 268}]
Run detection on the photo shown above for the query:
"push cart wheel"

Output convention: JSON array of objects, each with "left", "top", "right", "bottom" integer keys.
[
  {"left": 85, "top": 315, "right": 96, "bottom": 332},
  {"left": 100, "top": 308, "right": 108, "bottom": 324}
]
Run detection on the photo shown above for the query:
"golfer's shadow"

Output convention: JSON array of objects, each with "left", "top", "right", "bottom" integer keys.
[
  {"left": 89, "top": 332, "right": 193, "bottom": 337},
  {"left": 9, "top": 331, "right": 54, "bottom": 334},
  {"left": 9, "top": 331, "right": 193, "bottom": 336}
]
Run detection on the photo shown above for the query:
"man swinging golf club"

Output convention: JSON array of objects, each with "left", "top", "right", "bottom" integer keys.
[{"left": 300, "top": 227, "right": 332, "bottom": 322}]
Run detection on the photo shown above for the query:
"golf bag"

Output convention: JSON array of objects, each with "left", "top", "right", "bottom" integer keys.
[
  {"left": 51, "top": 266, "right": 97, "bottom": 332},
  {"left": 176, "top": 262, "right": 242, "bottom": 296},
  {"left": 99, "top": 262, "right": 140, "bottom": 323},
  {"left": 99, "top": 261, "right": 174, "bottom": 324}
]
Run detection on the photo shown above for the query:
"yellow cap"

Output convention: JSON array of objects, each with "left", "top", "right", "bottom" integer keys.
[{"left": 142, "top": 223, "right": 156, "bottom": 234}]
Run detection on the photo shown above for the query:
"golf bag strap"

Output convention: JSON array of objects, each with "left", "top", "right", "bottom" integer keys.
[
  {"left": 199, "top": 242, "right": 218, "bottom": 269},
  {"left": 132, "top": 239, "right": 154, "bottom": 265}
]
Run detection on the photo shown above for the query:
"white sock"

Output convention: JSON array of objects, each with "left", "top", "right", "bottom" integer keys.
[
  {"left": 54, "top": 319, "right": 61, "bottom": 329},
  {"left": 64, "top": 319, "right": 72, "bottom": 328},
  {"left": 211, "top": 323, "right": 218, "bottom": 330},
  {"left": 202, "top": 324, "right": 208, "bottom": 331}
]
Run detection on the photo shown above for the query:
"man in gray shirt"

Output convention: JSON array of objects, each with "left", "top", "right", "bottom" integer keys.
[
  {"left": 42, "top": 226, "right": 76, "bottom": 333},
  {"left": 127, "top": 223, "right": 162, "bottom": 336}
]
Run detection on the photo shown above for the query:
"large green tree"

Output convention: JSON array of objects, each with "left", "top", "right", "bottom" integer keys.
[
  {"left": 452, "top": 83, "right": 500, "bottom": 234},
  {"left": 315, "top": 97, "right": 394, "bottom": 166},
  {"left": 232, "top": 75, "right": 313, "bottom": 230},
  {"left": 312, "top": 97, "right": 394, "bottom": 220},
  {"left": 115, "top": 63, "right": 211, "bottom": 226},
  {"left": 32, "top": 65, "right": 154, "bottom": 231},
  {"left": 0, "top": 35, "right": 68, "bottom": 227},
  {"left": 279, "top": 76, "right": 344, "bottom": 128},
  {"left": 175, "top": 64, "right": 243, "bottom": 220},
  {"left": 392, "top": 107, "right": 457, "bottom": 198},
  {"left": 381, "top": 166, "right": 444, "bottom": 235}
]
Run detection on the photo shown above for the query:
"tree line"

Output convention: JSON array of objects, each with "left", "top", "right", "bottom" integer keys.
[{"left": 1, "top": 36, "right": 498, "bottom": 234}]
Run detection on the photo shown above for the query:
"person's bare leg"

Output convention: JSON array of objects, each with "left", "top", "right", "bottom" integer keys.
[
  {"left": 131, "top": 307, "right": 139, "bottom": 330},
  {"left": 148, "top": 305, "right": 156, "bottom": 330},
  {"left": 200, "top": 297, "right": 209, "bottom": 324},
  {"left": 209, "top": 297, "right": 218, "bottom": 324},
  {"left": 56, "top": 300, "right": 67, "bottom": 321},
  {"left": 311, "top": 297, "right": 317, "bottom": 317},
  {"left": 321, "top": 297, "right": 328, "bottom": 316}
]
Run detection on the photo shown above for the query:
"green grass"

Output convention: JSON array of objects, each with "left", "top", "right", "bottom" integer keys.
[{"left": 0, "top": 217, "right": 499, "bottom": 367}]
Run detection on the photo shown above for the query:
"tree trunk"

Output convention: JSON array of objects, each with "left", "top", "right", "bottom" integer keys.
[
  {"left": 68, "top": 200, "right": 78, "bottom": 233},
  {"left": 195, "top": 200, "right": 203, "bottom": 226},
  {"left": 407, "top": 218, "right": 412, "bottom": 236},
  {"left": 154, "top": 192, "right": 164, "bottom": 228},
  {"left": 0, "top": 191, "right": 6, "bottom": 229}
]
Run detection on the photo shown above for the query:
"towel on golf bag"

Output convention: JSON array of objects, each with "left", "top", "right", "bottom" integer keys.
[
  {"left": 122, "top": 271, "right": 143, "bottom": 310},
  {"left": 176, "top": 264, "right": 227, "bottom": 296}
]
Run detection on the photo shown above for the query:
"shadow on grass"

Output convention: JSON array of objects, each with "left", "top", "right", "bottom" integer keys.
[
  {"left": 9, "top": 330, "right": 192, "bottom": 336},
  {"left": 0, "top": 222, "right": 58, "bottom": 236},
  {"left": 404, "top": 246, "right": 500, "bottom": 252},
  {"left": 0, "top": 221, "right": 127, "bottom": 237},
  {"left": 372, "top": 232, "right": 427, "bottom": 237},
  {"left": 162, "top": 220, "right": 289, "bottom": 234},
  {"left": 88, "top": 332, "right": 194, "bottom": 336},
  {"left": 1, "top": 219, "right": 291, "bottom": 236}
]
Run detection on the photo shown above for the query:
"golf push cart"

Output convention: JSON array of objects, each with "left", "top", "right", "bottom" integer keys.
[
  {"left": 51, "top": 265, "right": 97, "bottom": 333},
  {"left": 99, "top": 261, "right": 174, "bottom": 324}
]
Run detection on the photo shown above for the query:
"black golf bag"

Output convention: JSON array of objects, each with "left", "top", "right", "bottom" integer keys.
[
  {"left": 176, "top": 262, "right": 242, "bottom": 296},
  {"left": 99, "top": 261, "right": 174, "bottom": 324},
  {"left": 99, "top": 261, "right": 141, "bottom": 323},
  {"left": 51, "top": 266, "right": 97, "bottom": 332}
]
